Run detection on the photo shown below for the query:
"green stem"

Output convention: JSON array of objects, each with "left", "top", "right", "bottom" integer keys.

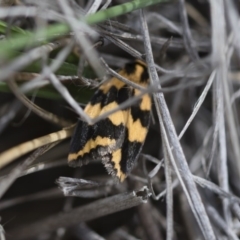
[{"left": 0, "top": 0, "right": 168, "bottom": 58}]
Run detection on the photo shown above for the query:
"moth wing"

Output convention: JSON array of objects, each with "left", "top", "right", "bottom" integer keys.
[
  {"left": 68, "top": 83, "right": 131, "bottom": 169},
  {"left": 117, "top": 90, "right": 151, "bottom": 181}
]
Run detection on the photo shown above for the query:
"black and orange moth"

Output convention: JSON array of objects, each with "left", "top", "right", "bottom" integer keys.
[{"left": 68, "top": 60, "right": 151, "bottom": 181}]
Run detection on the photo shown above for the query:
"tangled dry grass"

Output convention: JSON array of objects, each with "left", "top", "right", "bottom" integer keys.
[{"left": 0, "top": 0, "right": 240, "bottom": 240}]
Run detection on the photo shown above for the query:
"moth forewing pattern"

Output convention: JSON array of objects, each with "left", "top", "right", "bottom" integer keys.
[{"left": 68, "top": 60, "right": 151, "bottom": 182}]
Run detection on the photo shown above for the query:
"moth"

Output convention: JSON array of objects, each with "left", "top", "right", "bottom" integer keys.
[{"left": 68, "top": 60, "right": 151, "bottom": 181}]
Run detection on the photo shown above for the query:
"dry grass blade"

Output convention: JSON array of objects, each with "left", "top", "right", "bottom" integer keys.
[
  {"left": 8, "top": 188, "right": 149, "bottom": 240},
  {"left": 178, "top": 0, "right": 200, "bottom": 62},
  {"left": 137, "top": 201, "right": 163, "bottom": 240},
  {"left": 0, "top": 224, "right": 5, "bottom": 240},
  {"left": 57, "top": 177, "right": 113, "bottom": 198},
  {"left": 73, "top": 223, "right": 106, "bottom": 240},
  {"left": 7, "top": 78, "right": 71, "bottom": 127},
  {"left": 0, "top": 142, "right": 59, "bottom": 199},
  {"left": 140, "top": 9, "right": 216, "bottom": 240},
  {"left": 210, "top": 0, "right": 234, "bottom": 226},
  {"left": 162, "top": 135, "right": 173, "bottom": 240},
  {"left": 0, "top": 40, "right": 66, "bottom": 82},
  {"left": 58, "top": 0, "right": 105, "bottom": 78},
  {"left": 207, "top": 206, "right": 238, "bottom": 240},
  {"left": 47, "top": 70, "right": 92, "bottom": 123},
  {"left": 0, "top": 127, "right": 74, "bottom": 169},
  {"left": 211, "top": 0, "right": 240, "bottom": 180},
  {"left": 178, "top": 70, "right": 216, "bottom": 140}
]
